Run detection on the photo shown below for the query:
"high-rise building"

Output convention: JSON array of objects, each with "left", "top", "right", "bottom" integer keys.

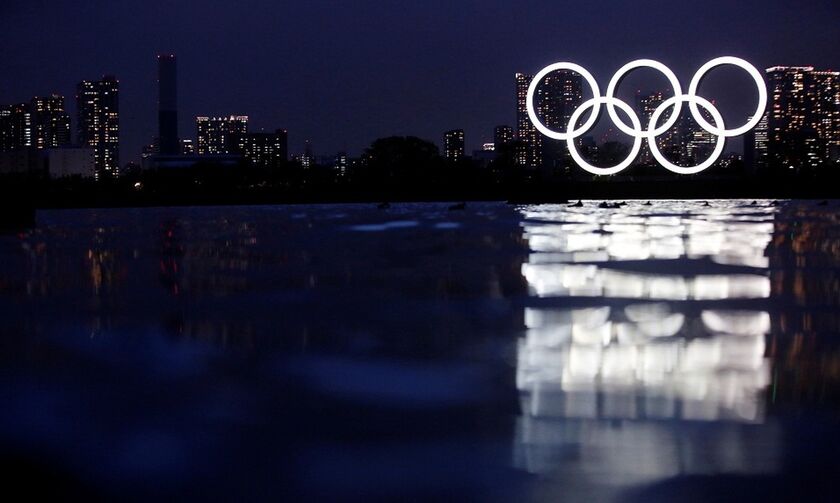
[
  {"left": 1, "top": 96, "right": 71, "bottom": 154},
  {"left": 180, "top": 139, "right": 195, "bottom": 155},
  {"left": 158, "top": 54, "right": 179, "bottom": 155},
  {"left": 443, "top": 129, "right": 465, "bottom": 162},
  {"left": 685, "top": 125, "right": 716, "bottom": 165},
  {"left": 300, "top": 139, "right": 314, "bottom": 169},
  {"left": 744, "top": 113, "right": 769, "bottom": 173},
  {"left": 0, "top": 103, "right": 32, "bottom": 152},
  {"left": 333, "top": 152, "right": 349, "bottom": 176},
  {"left": 516, "top": 73, "right": 542, "bottom": 168},
  {"left": 635, "top": 91, "right": 665, "bottom": 165},
  {"left": 766, "top": 66, "right": 840, "bottom": 170},
  {"left": 31, "top": 95, "right": 71, "bottom": 149},
  {"left": 0, "top": 110, "right": 11, "bottom": 152},
  {"left": 77, "top": 76, "right": 120, "bottom": 179},
  {"left": 516, "top": 71, "right": 583, "bottom": 169},
  {"left": 234, "top": 129, "right": 288, "bottom": 168},
  {"left": 494, "top": 125, "right": 514, "bottom": 150},
  {"left": 196, "top": 115, "right": 248, "bottom": 155},
  {"left": 636, "top": 93, "right": 718, "bottom": 168}
]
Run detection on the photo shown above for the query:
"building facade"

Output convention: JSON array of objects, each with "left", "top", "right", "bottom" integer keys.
[
  {"left": 744, "top": 113, "right": 770, "bottom": 173},
  {"left": 515, "top": 73, "right": 541, "bottom": 168},
  {"left": 494, "top": 125, "right": 514, "bottom": 150},
  {"left": 635, "top": 91, "right": 665, "bottom": 165},
  {"left": 196, "top": 115, "right": 248, "bottom": 155},
  {"left": 516, "top": 71, "right": 583, "bottom": 170},
  {"left": 234, "top": 129, "right": 288, "bottom": 168},
  {"left": 443, "top": 129, "right": 465, "bottom": 162},
  {"left": 44, "top": 146, "right": 96, "bottom": 178},
  {"left": 765, "top": 66, "right": 840, "bottom": 170},
  {"left": 0, "top": 103, "right": 32, "bottom": 152},
  {"left": 31, "top": 95, "right": 71, "bottom": 149},
  {"left": 77, "top": 76, "right": 120, "bottom": 179}
]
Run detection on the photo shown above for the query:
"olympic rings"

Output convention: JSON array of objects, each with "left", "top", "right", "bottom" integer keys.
[{"left": 526, "top": 56, "right": 767, "bottom": 175}]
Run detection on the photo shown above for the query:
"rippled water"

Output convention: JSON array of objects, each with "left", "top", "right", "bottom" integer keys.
[{"left": 1, "top": 200, "right": 839, "bottom": 501}]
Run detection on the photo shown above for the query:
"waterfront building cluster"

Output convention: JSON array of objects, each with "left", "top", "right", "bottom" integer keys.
[{"left": 0, "top": 58, "right": 838, "bottom": 180}]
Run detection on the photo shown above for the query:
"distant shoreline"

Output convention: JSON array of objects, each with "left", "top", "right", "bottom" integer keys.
[
  {"left": 2, "top": 175, "right": 840, "bottom": 217},
  {"left": 30, "top": 180, "right": 840, "bottom": 210}
]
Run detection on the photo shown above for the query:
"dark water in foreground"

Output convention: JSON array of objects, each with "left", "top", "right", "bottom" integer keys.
[{"left": 1, "top": 200, "right": 839, "bottom": 501}]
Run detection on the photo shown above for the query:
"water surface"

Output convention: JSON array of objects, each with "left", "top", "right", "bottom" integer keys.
[{"left": 1, "top": 200, "right": 838, "bottom": 501}]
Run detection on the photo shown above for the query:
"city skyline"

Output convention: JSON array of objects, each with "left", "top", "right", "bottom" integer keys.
[
  {"left": 0, "top": 0, "right": 837, "bottom": 164},
  {"left": 1, "top": 57, "right": 837, "bottom": 177}
]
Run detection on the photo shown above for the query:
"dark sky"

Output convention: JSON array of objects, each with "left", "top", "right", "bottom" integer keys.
[{"left": 0, "top": 0, "right": 837, "bottom": 163}]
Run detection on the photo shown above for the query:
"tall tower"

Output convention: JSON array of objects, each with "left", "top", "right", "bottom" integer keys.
[
  {"left": 515, "top": 73, "right": 541, "bottom": 168},
  {"left": 77, "top": 76, "right": 120, "bottom": 179},
  {"left": 31, "top": 95, "right": 71, "bottom": 149},
  {"left": 443, "top": 129, "right": 465, "bottom": 162},
  {"left": 516, "top": 71, "right": 583, "bottom": 170},
  {"left": 744, "top": 113, "right": 769, "bottom": 173},
  {"left": 635, "top": 91, "right": 664, "bottom": 165},
  {"left": 0, "top": 103, "right": 32, "bottom": 152},
  {"left": 494, "top": 125, "right": 514, "bottom": 149},
  {"left": 158, "top": 54, "right": 179, "bottom": 155},
  {"left": 766, "top": 66, "right": 840, "bottom": 170},
  {"left": 538, "top": 71, "right": 583, "bottom": 170}
]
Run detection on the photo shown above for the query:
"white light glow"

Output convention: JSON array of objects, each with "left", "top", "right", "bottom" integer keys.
[{"left": 525, "top": 57, "right": 768, "bottom": 175}]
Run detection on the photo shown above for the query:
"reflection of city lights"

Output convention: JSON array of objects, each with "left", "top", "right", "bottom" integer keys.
[{"left": 517, "top": 202, "right": 774, "bottom": 425}]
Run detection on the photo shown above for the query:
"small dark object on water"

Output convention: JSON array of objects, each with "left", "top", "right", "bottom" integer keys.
[
  {"left": 570, "top": 200, "right": 583, "bottom": 207},
  {"left": 599, "top": 201, "right": 621, "bottom": 209},
  {"left": 770, "top": 200, "right": 780, "bottom": 206},
  {"left": 702, "top": 201, "right": 710, "bottom": 207},
  {"left": 448, "top": 202, "right": 466, "bottom": 211},
  {"left": 818, "top": 200, "right": 829, "bottom": 206},
  {"left": 644, "top": 201, "right": 652, "bottom": 206},
  {"left": 751, "top": 200, "right": 758, "bottom": 206},
  {"left": 377, "top": 202, "right": 390, "bottom": 209}
]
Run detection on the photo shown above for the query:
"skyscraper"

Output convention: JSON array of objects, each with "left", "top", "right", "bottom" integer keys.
[
  {"left": 196, "top": 116, "right": 248, "bottom": 155},
  {"left": 515, "top": 73, "right": 541, "bottom": 168},
  {"left": 443, "top": 129, "right": 465, "bottom": 162},
  {"left": 685, "top": 124, "right": 716, "bottom": 165},
  {"left": 77, "top": 76, "right": 120, "bottom": 179},
  {"left": 516, "top": 71, "right": 583, "bottom": 169},
  {"left": 31, "top": 95, "right": 71, "bottom": 149},
  {"left": 234, "top": 129, "right": 288, "bottom": 168},
  {"left": 744, "top": 113, "right": 769, "bottom": 173},
  {"left": 635, "top": 91, "right": 665, "bottom": 165},
  {"left": 158, "top": 54, "right": 179, "bottom": 155},
  {"left": 493, "top": 125, "right": 514, "bottom": 150},
  {"left": 765, "top": 66, "right": 840, "bottom": 170},
  {"left": 0, "top": 103, "right": 32, "bottom": 152}
]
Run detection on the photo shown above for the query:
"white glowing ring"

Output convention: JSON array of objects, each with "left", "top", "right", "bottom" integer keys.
[
  {"left": 526, "top": 62, "right": 600, "bottom": 140},
  {"left": 566, "top": 96, "right": 643, "bottom": 176},
  {"left": 526, "top": 56, "right": 767, "bottom": 175},
  {"left": 605, "top": 59, "right": 683, "bottom": 138},
  {"left": 687, "top": 56, "right": 767, "bottom": 137},
  {"left": 648, "top": 95, "right": 726, "bottom": 175}
]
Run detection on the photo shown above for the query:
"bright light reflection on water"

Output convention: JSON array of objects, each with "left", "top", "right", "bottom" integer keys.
[{"left": 515, "top": 200, "right": 782, "bottom": 483}]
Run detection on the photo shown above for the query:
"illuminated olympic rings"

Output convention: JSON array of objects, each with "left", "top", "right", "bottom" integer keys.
[{"left": 525, "top": 56, "right": 767, "bottom": 175}]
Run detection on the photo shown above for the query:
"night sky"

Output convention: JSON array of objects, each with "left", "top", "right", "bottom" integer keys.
[{"left": 1, "top": 0, "right": 837, "bottom": 163}]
